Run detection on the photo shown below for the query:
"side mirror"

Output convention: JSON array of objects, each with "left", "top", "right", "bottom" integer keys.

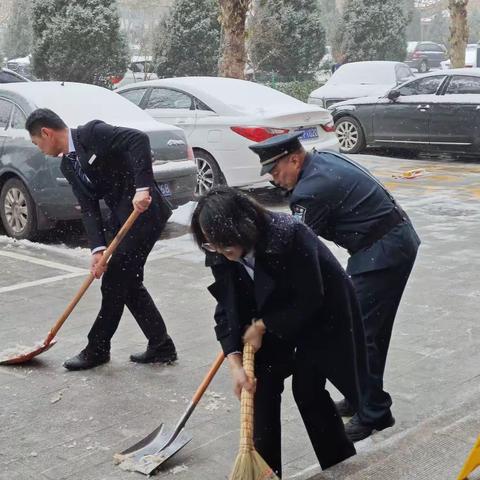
[{"left": 387, "top": 89, "right": 401, "bottom": 101}]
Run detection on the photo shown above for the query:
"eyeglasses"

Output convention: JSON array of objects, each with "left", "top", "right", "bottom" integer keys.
[{"left": 201, "top": 243, "right": 236, "bottom": 254}]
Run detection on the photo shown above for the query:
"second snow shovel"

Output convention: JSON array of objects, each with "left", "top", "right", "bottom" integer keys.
[
  {"left": 0, "top": 209, "right": 141, "bottom": 365},
  {"left": 114, "top": 351, "right": 225, "bottom": 475}
]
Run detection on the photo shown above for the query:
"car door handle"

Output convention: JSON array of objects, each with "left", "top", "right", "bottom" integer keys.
[
  {"left": 417, "top": 104, "right": 430, "bottom": 111},
  {"left": 476, "top": 105, "right": 480, "bottom": 111}
]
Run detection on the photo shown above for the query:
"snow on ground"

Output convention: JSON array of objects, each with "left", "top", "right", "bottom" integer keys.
[
  {"left": 169, "top": 201, "right": 197, "bottom": 226},
  {"left": 0, "top": 235, "right": 90, "bottom": 259},
  {"left": 0, "top": 201, "right": 199, "bottom": 260}
]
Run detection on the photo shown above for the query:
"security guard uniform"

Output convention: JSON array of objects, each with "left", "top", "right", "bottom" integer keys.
[{"left": 250, "top": 133, "right": 420, "bottom": 431}]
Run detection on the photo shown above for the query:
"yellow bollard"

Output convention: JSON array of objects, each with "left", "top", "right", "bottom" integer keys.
[{"left": 457, "top": 435, "right": 480, "bottom": 480}]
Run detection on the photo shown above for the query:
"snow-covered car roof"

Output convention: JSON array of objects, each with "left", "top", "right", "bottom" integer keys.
[
  {"left": 116, "top": 76, "right": 322, "bottom": 116},
  {"left": 418, "top": 68, "right": 480, "bottom": 77},
  {"left": 327, "top": 61, "right": 409, "bottom": 85},
  {"left": 7, "top": 55, "right": 31, "bottom": 65},
  {"left": 0, "top": 81, "right": 180, "bottom": 132}
]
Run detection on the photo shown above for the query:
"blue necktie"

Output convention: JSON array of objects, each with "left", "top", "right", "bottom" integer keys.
[{"left": 65, "top": 152, "right": 93, "bottom": 190}]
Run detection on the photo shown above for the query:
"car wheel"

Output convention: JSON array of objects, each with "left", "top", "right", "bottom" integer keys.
[
  {"left": 194, "top": 150, "right": 225, "bottom": 196},
  {"left": 335, "top": 117, "right": 366, "bottom": 154},
  {"left": 418, "top": 60, "right": 429, "bottom": 73},
  {"left": 0, "top": 178, "right": 38, "bottom": 240}
]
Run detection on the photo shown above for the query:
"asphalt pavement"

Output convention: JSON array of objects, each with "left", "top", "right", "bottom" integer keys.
[{"left": 1, "top": 151, "right": 480, "bottom": 480}]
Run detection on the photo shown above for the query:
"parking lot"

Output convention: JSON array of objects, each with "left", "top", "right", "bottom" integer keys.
[{"left": 2, "top": 151, "right": 480, "bottom": 480}]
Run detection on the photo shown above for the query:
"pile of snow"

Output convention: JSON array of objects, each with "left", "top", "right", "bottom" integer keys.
[{"left": 169, "top": 201, "right": 197, "bottom": 226}]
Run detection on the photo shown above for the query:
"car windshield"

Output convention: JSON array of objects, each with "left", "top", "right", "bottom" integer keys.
[{"left": 330, "top": 63, "right": 395, "bottom": 85}]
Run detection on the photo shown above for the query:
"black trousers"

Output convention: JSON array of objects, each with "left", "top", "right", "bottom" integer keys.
[
  {"left": 254, "top": 356, "right": 356, "bottom": 478},
  {"left": 254, "top": 366, "right": 285, "bottom": 478},
  {"left": 293, "top": 347, "right": 357, "bottom": 470},
  {"left": 350, "top": 257, "right": 416, "bottom": 423},
  {"left": 87, "top": 208, "right": 168, "bottom": 351}
]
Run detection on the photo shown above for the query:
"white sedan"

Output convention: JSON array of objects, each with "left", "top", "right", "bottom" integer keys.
[
  {"left": 116, "top": 77, "right": 339, "bottom": 194},
  {"left": 308, "top": 61, "right": 415, "bottom": 109}
]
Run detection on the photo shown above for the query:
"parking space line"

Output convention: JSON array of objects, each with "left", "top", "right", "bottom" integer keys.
[
  {"left": 0, "top": 250, "right": 86, "bottom": 273},
  {"left": 0, "top": 272, "right": 86, "bottom": 294}
]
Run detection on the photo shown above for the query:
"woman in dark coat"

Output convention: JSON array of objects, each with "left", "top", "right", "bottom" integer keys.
[{"left": 191, "top": 187, "right": 365, "bottom": 477}]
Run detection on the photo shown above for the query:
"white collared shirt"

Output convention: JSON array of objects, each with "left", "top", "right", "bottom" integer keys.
[
  {"left": 239, "top": 251, "right": 255, "bottom": 280},
  {"left": 67, "top": 128, "right": 75, "bottom": 153}
]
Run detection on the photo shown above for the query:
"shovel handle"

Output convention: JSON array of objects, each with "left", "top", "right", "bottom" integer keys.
[
  {"left": 44, "top": 209, "right": 141, "bottom": 345},
  {"left": 192, "top": 351, "right": 225, "bottom": 405},
  {"left": 171, "top": 351, "right": 225, "bottom": 436}
]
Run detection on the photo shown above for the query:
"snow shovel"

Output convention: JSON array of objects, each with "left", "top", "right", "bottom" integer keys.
[
  {"left": 0, "top": 209, "right": 141, "bottom": 365},
  {"left": 114, "top": 351, "right": 225, "bottom": 475}
]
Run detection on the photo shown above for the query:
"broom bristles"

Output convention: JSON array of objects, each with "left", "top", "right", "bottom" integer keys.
[
  {"left": 229, "top": 450, "right": 280, "bottom": 480},
  {"left": 229, "top": 343, "right": 280, "bottom": 480}
]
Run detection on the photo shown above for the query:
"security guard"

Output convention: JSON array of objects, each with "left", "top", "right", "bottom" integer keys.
[{"left": 249, "top": 133, "right": 420, "bottom": 441}]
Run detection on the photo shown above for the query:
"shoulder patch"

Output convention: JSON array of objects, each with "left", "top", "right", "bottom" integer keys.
[{"left": 292, "top": 204, "right": 306, "bottom": 222}]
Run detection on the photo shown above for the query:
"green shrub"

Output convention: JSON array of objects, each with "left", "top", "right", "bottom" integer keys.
[{"left": 264, "top": 80, "right": 323, "bottom": 103}]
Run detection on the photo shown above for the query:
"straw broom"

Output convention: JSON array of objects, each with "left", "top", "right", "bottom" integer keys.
[{"left": 229, "top": 342, "right": 280, "bottom": 480}]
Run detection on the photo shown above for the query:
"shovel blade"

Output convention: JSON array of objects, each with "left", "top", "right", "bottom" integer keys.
[
  {"left": 115, "top": 426, "right": 192, "bottom": 476},
  {"left": 118, "top": 424, "right": 165, "bottom": 457},
  {"left": 0, "top": 340, "right": 57, "bottom": 365}
]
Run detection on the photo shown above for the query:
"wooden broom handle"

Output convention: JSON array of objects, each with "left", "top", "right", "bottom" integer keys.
[
  {"left": 44, "top": 209, "right": 141, "bottom": 344},
  {"left": 240, "top": 342, "right": 255, "bottom": 452}
]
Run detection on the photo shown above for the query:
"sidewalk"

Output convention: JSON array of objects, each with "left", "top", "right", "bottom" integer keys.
[
  {"left": 313, "top": 384, "right": 480, "bottom": 480},
  {"left": 2, "top": 153, "right": 480, "bottom": 479}
]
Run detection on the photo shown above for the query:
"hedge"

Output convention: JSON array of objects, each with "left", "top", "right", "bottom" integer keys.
[{"left": 263, "top": 80, "right": 323, "bottom": 103}]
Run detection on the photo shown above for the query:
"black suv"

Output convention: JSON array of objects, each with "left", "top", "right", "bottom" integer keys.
[{"left": 405, "top": 41, "right": 447, "bottom": 73}]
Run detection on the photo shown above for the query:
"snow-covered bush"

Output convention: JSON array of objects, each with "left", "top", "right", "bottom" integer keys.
[
  {"left": 32, "top": 0, "right": 128, "bottom": 86},
  {"left": 153, "top": 0, "right": 221, "bottom": 77},
  {"left": 339, "top": 0, "right": 409, "bottom": 62}
]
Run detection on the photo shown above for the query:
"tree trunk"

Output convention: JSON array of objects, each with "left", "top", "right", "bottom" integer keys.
[
  {"left": 449, "top": 0, "right": 469, "bottom": 68},
  {"left": 218, "top": 0, "right": 251, "bottom": 79}
]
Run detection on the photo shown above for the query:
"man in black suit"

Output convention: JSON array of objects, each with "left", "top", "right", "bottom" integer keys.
[
  {"left": 26, "top": 108, "right": 177, "bottom": 370},
  {"left": 250, "top": 133, "right": 420, "bottom": 441}
]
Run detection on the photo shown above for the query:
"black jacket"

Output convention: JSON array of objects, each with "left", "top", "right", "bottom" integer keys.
[
  {"left": 206, "top": 213, "right": 363, "bottom": 367},
  {"left": 60, "top": 120, "right": 171, "bottom": 251},
  {"left": 290, "top": 150, "right": 420, "bottom": 275}
]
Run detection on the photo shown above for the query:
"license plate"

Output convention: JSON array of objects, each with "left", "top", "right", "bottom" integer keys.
[
  {"left": 296, "top": 127, "right": 318, "bottom": 140},
  {"left": 158, "top": 183, "right": 172, "bottom": 197}
]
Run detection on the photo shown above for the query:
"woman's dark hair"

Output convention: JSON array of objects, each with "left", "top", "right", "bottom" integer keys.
[
  {"left": 25, "top": 108, "right": 67, "bottom": 136},
  {"left": 191, "top": 187, "right": 269, "bottom": 251}
]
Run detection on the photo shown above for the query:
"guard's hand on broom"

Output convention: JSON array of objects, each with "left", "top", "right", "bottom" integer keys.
[
  {"left": 90, "top": 251, "right": 107, "bottom": 279},
  {"left": 243, "top": 319, "right": 266, "bottom": 353},
  {"left": 227, "top": 352, "right": 256, "bottom": 400}
]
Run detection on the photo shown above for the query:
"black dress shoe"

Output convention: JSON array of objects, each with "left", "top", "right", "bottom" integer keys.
[
  {"left": 63, "top": 348, "right": 110, "bottom": 371},
  {"left": 345, "top": 413, "right": 395, "bottom": 442},
  {"left": 335, "top": 398, "right": 356, "bottom": 417},
  {"left": 130, "top": 336, "right": 177, "bottom": 364}
]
